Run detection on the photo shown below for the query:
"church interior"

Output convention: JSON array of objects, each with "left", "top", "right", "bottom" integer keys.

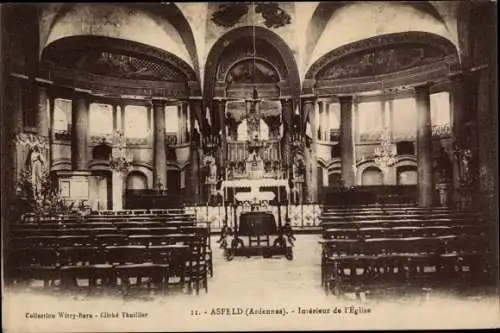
[{"left": 1, "top": 2, "right": 498, "bottom": 322}]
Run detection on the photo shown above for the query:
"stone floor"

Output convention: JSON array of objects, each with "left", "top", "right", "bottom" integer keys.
[{"left": 4, "top": 235, "right": 500, "bottom": 332}]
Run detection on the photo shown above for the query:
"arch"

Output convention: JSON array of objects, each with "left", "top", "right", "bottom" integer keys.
[
  {"left": 305, "top": 31, "right": 458, "bottom": 81},
  {"left": 394, "top": 155, "right": 418, "bottom": 167},
  {"left": 304, "top": 1, "right": 456, "bottom": 78},
  {"left": 355, "top": 159, "right": 381, "bottom": 185},
  {"left": 42, "top": 35, "right": 197, "bottom": 82},
  {"left": 126, "top": 171, "right": 148, "bottom": 190},
  {"left": 224, "top": 58, "right": 281, "bottom": 84},
  {"left": 396, "top": 165, "right": 418, "bottom": 185},
  {"left": 361, "top": 166, "right": 384, "bottom": 186},
  {"left": 40, "top": 3, "right": 199, "bottom": 77},
  {"left": 128, "top": 163, "right": 153, "bottom": 189},
  {"left": 328, "top": 171, "right": 342, "bottom": 187},
  {"left": 204, "top": 26, "right": 301, "bottom": 109},
  {"left": 317, "top": 157, "right": 341, "bottom": 171}
]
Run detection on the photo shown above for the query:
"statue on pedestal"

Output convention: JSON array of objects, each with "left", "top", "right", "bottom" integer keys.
[
  {"left": 29, "top": 146, "right": 46, "bottom": 200},
  {"left": 453, "top": 140, "right": 473, "bottom": 184}
]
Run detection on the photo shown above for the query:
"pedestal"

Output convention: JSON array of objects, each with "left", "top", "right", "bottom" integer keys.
[
  {"left": 457, "top": 181, "right": 473, "bottom": 210},
  {"left": 56, "top": 171, "right": 91, "bottom": 205}
]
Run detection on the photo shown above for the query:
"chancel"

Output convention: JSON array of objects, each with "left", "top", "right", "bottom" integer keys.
[{"left": 1, "top": 2, "right": 498, "bottom": 313}]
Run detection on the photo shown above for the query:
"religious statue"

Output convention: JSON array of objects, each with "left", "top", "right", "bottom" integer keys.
[
  {"left": 210, "top": 160, "right": 218, "bottom": 181},
  {"left": 461, "top": 148, "right": 472, "bottom": 182},
  {"left": 29, "top": 146, "right": 45, "bottom": 200},
  {"left": 453, "top": 140, "right": 473, "bottom": 184},
  {"left": 292, "top": 155, "right": 305, "bottom": 180}
]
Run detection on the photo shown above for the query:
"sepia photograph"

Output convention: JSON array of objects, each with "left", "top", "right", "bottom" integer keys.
[{"left": 1, "top": 1, "right": 498, "bottom": 332}]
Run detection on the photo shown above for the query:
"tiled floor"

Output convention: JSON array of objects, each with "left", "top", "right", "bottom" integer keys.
[{"left": 4, "top": 235, "right": 500, "bottom": 332}]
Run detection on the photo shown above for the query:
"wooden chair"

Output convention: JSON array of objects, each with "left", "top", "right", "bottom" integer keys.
[
  {"left": 105, "top": 245, "right": 166, "bottom": 296},
  {"left": 59, "top": 246, "right": 102, "bottom": 293},
  {"left": 319, "top": 239, "right": 363, "bottom": 295},
  {"left": 6, "top": 247, "right": 60, "bottom": 288},
  {"left": 94, "top": 234, "right": 129, "bottom": 247},
  {"left": 184, "top": 235, "right": 208, "bottom": 294},
  {"left": 184, "top": 226, "right": 213, "bottom": 277}
]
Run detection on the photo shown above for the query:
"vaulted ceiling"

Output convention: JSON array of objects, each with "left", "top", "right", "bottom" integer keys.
[{"left": 37, "top": 2, "right": 462, "bottom": 94}]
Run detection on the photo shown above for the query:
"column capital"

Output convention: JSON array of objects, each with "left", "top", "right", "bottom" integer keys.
[
  {"left": 35, "top": 77, "right": 53, "bottom": 85},
  {"left": 300, "top": 94, "right": 317, "bottom": 102},
  {"left": 338, "top": 95, "right": 354, "bottom": 104},
  {"left": 73, "top": 88, "right": 91, "bottom": 97},
  {"left": 152, "top": 99, "right": 167, "bottom": 108},
  {"left": 412, "top": 82, "right": 434, "bottom": 91}
]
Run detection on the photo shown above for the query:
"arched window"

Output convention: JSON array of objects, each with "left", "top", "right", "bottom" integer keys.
[
  {"left": 397, "top": 166, "right": 418, "bottom": 185},
  {"left": 361, "top": 166, "right": 384, "bottom": 185},
  {"left": 89, "top": 103, "right": 113, "bottom": 135},
  {"left": 126, "top": 171, "right": 148, "bottom": 190},
  {"left": 124, "top": 105, "right": 148, "bottom": 138},
  {"left": 53, "top": 99, "right": 72, "bottom": 131},
  {"left": 328, "top": 172, "right": 342, "bottom": 186}
]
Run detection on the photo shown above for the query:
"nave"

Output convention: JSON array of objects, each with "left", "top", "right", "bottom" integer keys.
[{"left": 5, "top": 233, "right": 498, "bottom": 331}]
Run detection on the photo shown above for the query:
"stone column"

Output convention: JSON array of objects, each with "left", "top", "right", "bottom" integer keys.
[
  {"left": 281, "top": 97, "right": 293, "bottom": 176},
  {"left": 112, "top": 104, "right": 118, "bottom": 130},
  {"left": 214, "top": 98, "right": 227, "bottom": 178},
  {"left": 318, "top": 101, "right": 325, "bottom": 140},
  {"left": 48, "top": 95, "right": 55, "bottom": 169},
  {"left": 325, "top": 103, "right": 331, "bottom": 141},
  {"left": 37, "top": 85, "right": 49, "bottom": 137},
  {"left": 450, "top": 73, "right": 464, "bottom": 206},
  {"left": 7, "top": 77, "right": 25, "bottom": 206},
  {"left": 386, "top": 99, "right": 397, "bottom": 185},
  {"left": 120, "top": 103, "right": 126, "bottom": 133},
  {"left": 179, "top": 101, "right": 188, "bottom": 144},
  {"left": 415, "top": 83, "right": 434, "bottom": 207},
  {"left": 153, "top": 100, "right": 167, "bottom": 190},
  {"left": 339, "top": 96, "right": 355, "bottom": 187},
  {"left": 146, "top": 103, "right": 152, "bottom": 132},
  {"left": 72, "top": 91, "right": 89, "bottom": 170},
  {"left": 188, "top": 97, "right": 203, "bottom": 203},
  {"left": 37, "top": 84, "right": 50, "bottom": 171},
  {"left": 302, "top": 97, "right": 318, "bottom": 203},
  {"left": 477, "top": 66, "right": 497, "bottom": 218}
]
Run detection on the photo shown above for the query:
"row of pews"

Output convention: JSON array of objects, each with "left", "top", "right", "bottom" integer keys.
[
  {"left": 319, "top": 204, "right": 493, "bottom": 298},
  {"left": 6, "top": 210, "right": 213, "bottom": 296}
]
